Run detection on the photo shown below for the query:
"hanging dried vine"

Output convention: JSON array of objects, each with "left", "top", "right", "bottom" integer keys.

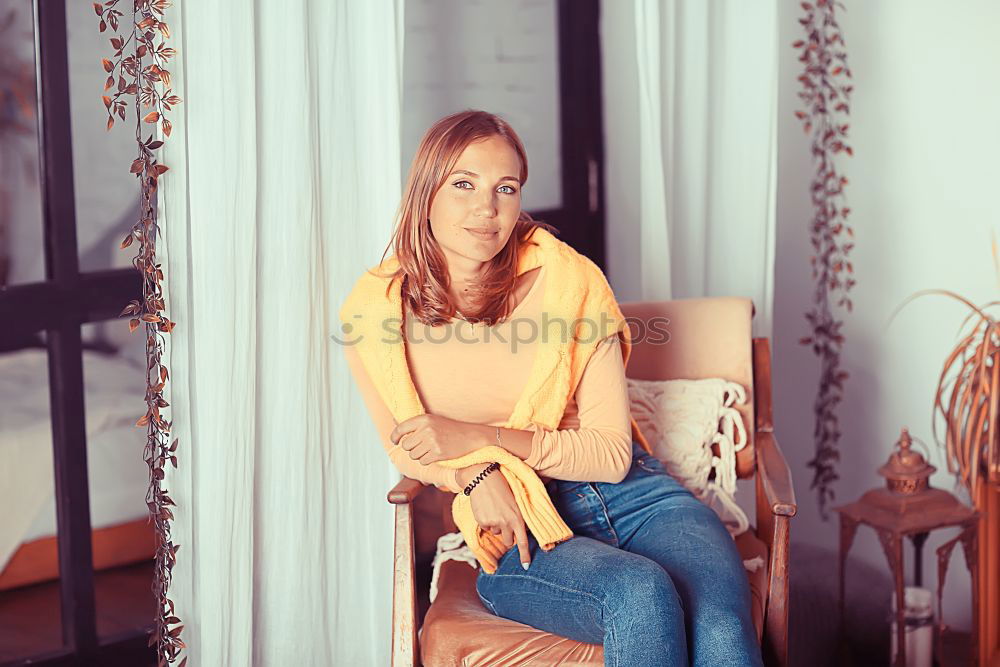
[
  {"left": 793, "top": 0, "right": 855, "bottom": 520},
  {"left": 94, "top": 0, "right": 184, "bottom": 664}
]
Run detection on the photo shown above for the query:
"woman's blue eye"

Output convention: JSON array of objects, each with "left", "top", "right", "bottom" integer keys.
[{"left": 453, "top": 180, "right": 518, "bottom": 195}]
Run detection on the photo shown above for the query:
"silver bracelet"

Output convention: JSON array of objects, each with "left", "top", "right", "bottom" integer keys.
[{"left": 495, "top": 426, "right": 502, "bottom": 447}]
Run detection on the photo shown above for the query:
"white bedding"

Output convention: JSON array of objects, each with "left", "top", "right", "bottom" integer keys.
[{"left": 0, "top": 348, "right": 151, "bottom": 572}]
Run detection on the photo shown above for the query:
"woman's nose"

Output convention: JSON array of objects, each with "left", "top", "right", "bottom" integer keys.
[{"left": 474, "top": 191, "right": 497, "bottom": 217}]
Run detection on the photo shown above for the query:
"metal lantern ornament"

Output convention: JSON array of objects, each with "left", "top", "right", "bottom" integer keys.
[
  {"left": 834, "top": 428, "right": 980, "bottom": 667},
  {"left": 878, "top": 428, "right": 936, "bottom": 495}
]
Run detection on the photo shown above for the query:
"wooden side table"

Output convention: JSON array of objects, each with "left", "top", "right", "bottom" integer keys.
[{"left": 835, "top": 491, "right": 979, "bottom": 667}]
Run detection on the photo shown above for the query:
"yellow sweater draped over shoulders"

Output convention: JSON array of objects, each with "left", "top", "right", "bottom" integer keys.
[{"left": 339, "top": 226, "right": 652, "bottom": 573}]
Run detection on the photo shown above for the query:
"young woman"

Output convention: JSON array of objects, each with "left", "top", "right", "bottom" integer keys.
[{"left": 342, "top": 110, "right": 763, "bottom": 666}]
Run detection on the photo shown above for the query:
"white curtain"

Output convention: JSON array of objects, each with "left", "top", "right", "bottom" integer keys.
[
  {"left": 159, "top": 1, "right": 405, "bottom": 664},
  {"left": 604, "top": 0, "right": 778, "bottom": 336}
]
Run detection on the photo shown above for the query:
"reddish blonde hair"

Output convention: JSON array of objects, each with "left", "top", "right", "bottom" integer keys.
[{"left": 377, "top": 110, "right": 558, "bottom": 327}]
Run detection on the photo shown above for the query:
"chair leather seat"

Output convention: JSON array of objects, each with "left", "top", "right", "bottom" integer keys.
[{"left": 419, "top": 529, "right": 768, "bottom": 666}]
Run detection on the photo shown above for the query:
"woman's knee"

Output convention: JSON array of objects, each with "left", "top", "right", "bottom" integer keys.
[
  {"left": 604, "top": 558, "right": 683, "bottom": 620},
  {"left": 599, "top": 560, "right": 691, "bottom": 663}
]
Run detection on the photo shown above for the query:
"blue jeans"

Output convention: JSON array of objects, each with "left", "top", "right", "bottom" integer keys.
[{"left": 475, "top": 441, "right": 763, "bottom": 667}]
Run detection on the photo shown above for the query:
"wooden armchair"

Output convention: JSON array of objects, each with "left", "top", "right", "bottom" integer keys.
[{"left": 386, "top": 297, "right": 797, "bottom": 666}]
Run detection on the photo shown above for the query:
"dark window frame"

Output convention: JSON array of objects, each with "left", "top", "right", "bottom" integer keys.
[
  {"left": 533, "top": 0, "right": 607, "bottom": 269},
  {"left": 0, "top": 1, "right": 148, "bottom": 664}
]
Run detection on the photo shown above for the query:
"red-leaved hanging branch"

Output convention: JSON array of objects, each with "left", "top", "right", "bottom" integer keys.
[
  {"left": 94, "top": 0, "right": 184, "bottom": 664},
  {"left": 793, "top": 0, "right": 855, "bottom": 521}
]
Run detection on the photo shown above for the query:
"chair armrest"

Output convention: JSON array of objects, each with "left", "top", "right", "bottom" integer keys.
[
  {"left": 754, "top": 430, "right": 796, "bottom": 667},
  {"left": 755, "top": 431, "right": 796, "bottom": 517},
  {"left": 388, "top": 476, "right": 430, "bottom": 505},
  {"left": 386, "top": 476, "right": 425, "bottom": 667}
]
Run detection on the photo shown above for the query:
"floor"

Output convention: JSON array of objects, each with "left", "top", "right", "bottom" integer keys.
[
  {"left": 937, "top": 630, "right": 972, "bottom": 667},
  {"left": 0, "top": 553, "right": 973, "bottom": 665},
  {"left": 0, "top": 559, "right": 155, "bottom": 664}
]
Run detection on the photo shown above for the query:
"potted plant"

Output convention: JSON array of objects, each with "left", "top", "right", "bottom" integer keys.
[{"left": 891, "top": 237, "right": 1000, "bottom": 494}]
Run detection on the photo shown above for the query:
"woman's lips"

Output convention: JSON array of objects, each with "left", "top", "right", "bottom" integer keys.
[{"left": 465, "top": 228, "right": 498, "bottom": 240}]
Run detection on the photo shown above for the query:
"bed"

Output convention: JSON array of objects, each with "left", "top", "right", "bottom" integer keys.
[{"left": 0, "top": 344, "right": 155, "bottom": 590}]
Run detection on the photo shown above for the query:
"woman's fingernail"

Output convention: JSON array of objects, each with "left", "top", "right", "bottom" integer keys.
[{"left": 521, "top": 561, "right": 530, "bottom": 571}]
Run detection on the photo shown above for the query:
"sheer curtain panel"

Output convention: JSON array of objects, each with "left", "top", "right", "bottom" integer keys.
[
  {"left": 158, "top": 1, "right": 406, "bottom": 663},
  {"left": 604, "top": 0, "right": 778, "bottom": 336}
]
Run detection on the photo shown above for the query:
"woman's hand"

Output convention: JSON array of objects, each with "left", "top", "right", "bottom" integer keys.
[
  {"left": 389, "top": 414, "right": 481, "bottom": 464},
  {"left": 460, "top": 465, "right": 532, "bottom": 570}
]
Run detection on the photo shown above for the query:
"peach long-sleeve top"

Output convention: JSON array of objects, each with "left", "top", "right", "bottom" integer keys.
[{"left": 343, "top": 262, "right": 634, "bottom": 494}]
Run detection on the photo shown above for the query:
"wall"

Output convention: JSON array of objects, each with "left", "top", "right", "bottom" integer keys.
[
  {"left": 402, "top": 0, "right": 562, "bottom": 212},
  {"left": 773, "top": 0, "right": 1000, "bottom": 632},
  {"left": 605, "top": 0, "right": 1000, "bottom": 632}
]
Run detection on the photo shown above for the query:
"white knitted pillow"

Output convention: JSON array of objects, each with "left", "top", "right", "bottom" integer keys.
[{"left": 626, "top": 377, "right": 750, "bottom": 537}]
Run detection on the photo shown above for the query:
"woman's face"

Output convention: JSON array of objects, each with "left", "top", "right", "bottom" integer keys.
[{"left": 428, "top": 135, "right": 522, "bottom": 269}]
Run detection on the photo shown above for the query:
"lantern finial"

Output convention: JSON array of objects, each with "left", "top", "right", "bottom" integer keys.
[{"left": 877, "top": 427, "right": 936, "bottom": 495}]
